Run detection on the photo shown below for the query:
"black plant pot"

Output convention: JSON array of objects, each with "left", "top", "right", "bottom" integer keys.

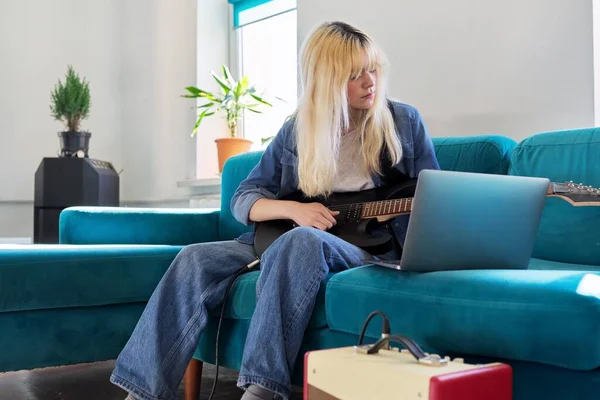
[{"left": 58, "top": 131, "right": 91, "bottom": 157}]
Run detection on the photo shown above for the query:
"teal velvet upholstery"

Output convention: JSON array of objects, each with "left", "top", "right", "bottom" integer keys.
[
  {"left": 0, "top": 243, "right": 182, "bottom": 373},
  {"left": 325, "top": 265, "right": 600, "bottom": 371},
  {"left": 60, "top": 206, "right": 220, "bottom": 245},
  {"left": 219, "top": 152, "right": 263, "bottom": 240},
  {"left": 2, "top": 131, "right": 597, "bottom": 400},
  {"left": 432, "top": 135, "right": 517, "bottom": 174},
  {"left": 509, "top": 128, "right": 600, "bottom": 265},
  {"left": 0, "top": 244, "right": 180, "bottom": 313},
  {"left": 529, "top": 257, "right": 600, "bottom": 271},
  {"left": 0, "top": 302, "right": 146, "bottom": 372},
  {"left": 0, "top": 212, "right": 195, "bottom": 372}
]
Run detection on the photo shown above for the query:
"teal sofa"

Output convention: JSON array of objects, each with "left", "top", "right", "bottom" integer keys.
[{"left": 0, "top": 129, "right": 599, "bottom": 400}]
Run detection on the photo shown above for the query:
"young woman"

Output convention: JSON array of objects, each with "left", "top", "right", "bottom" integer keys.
[{"left": 110, "top": 21, "right": 440, "bottom": 400}]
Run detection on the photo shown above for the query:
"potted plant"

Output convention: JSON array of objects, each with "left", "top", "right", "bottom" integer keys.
[
  {"left": 182, "top": 65, "right": 271, "bottom": 172},
  {"left": 50, "top": 65, "right": 92, "bottom": 158}
]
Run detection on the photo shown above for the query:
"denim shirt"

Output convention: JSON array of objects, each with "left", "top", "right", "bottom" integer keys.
[{"left": 230, "top": 100, "right": 441, "bottom": 248}]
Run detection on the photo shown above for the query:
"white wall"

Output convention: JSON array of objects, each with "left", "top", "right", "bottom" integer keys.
[
  {"left": 119, "top": 0, "right": 201, "bottom": 202},
  {"left": 195, "top": 0, "right": 232, "bottom": 179},
  {"left": 0, "top": 0, "right": 228, "bottom": 238},
  {"left": 0, "top": 0, "right": 123, "bottom": 202},
  {"left": 298, "top": 0, "right": 595, "bottom": 141},
  {"left": 3, "top": 0, "right": 594, "bottom": 237},
  {"left": 0, "top": 203, "right": 33, "bottom": 239}
]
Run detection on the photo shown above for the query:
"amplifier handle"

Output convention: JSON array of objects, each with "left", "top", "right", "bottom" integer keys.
[
  {"left": 355, "top": 334, "right": 449, "bottom": 366},
  {"left": 363, "top": 334, "right": 426, "bottom": 358}
]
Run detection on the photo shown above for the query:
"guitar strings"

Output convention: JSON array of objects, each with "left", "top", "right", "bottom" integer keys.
[{"left": 324, "top": 199, "right": 413, "bottom": 212}]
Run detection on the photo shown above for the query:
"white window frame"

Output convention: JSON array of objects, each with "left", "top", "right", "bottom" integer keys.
[
  {"left": 228, "top": 4, "right": 297, "bottom": 141},
  {"left": 228, "top": 6, "right": 245, "bottom": 138}
]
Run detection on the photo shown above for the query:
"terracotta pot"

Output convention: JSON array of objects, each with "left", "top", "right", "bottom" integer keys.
[{"left": 215, "top": 137, "right": 253, "bottom": 172}]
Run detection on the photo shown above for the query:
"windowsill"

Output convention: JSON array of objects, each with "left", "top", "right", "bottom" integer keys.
[
  {"left": 177, "top": 177, "right": 221, "bottom": 188},
  {"left": 177, "top": 177, "right": 222, "bottom": 195}
]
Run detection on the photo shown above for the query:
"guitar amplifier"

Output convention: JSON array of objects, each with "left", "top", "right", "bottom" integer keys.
[{"left": 304, "top": 346, "right": 512, "bottom": 400}]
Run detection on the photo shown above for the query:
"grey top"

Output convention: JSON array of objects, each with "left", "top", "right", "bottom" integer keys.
[{"left": 332, "top": 130, "right": 375, "bottom": 193}]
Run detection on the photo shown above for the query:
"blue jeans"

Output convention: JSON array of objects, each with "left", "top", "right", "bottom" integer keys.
[{"left": 110, "top": 226, "right": 399, "bottom": 400}]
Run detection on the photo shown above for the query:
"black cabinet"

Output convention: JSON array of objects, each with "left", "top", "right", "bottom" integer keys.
[{"left": 34, "top": 158, "right": 120, "bottom": 243}]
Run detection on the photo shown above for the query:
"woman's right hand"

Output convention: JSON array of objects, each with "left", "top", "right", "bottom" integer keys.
[{"left": 286, "top": 201, "right": 340, "bottom": 231}]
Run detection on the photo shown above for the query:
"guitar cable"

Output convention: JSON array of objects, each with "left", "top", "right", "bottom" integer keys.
[
  {"left": 357, "top": 310, "right": 391, "bottom": 345},
  {"left": 355, "top": 310, "right": 428, "bottom": 361},
  {"left": 208, "top": 257, "right": 261, "bottom": 400}
]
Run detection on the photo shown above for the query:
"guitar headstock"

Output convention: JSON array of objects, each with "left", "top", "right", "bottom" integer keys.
[{"left": 549, "top": 181, "right": 600, "bottom": 206}]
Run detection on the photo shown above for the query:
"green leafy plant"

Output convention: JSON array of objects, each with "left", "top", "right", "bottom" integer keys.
[
  {"left": 182, "top": 65, "right": 272, "bottom": 137},
  {"left": 50, "top": 65, "right": 91, "bottom": 132},
  {"left": 261, "top": 136, "right": 275, "bottom": 146}
]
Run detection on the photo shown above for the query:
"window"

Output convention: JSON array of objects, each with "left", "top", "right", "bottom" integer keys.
[{"left": 231, "top": 0, "right": 298, "bottom": 150}]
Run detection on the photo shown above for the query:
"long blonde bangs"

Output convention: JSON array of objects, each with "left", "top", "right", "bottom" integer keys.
[{"left": 295, "top": 22, "right": 402, "bottom": 198}]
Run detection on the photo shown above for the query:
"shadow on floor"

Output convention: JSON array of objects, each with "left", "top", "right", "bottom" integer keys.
[{"left": 0, "top": 360, "right": 304, "bottom": 400}]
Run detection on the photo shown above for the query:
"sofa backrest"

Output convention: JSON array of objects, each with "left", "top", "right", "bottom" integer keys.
[
  {"left": 219, "top": 151, "right": 265, "bottom": 240},
  {"left": 433, "top": 135, "right": 516, "bottom": 174},
  {"left": 218, "top": 135, "right": 517, "bottom": 241},
  {"left": 509, "top": 127, "right": 600, "bottom": 265}
]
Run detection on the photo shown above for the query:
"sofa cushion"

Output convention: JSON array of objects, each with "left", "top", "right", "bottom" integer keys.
[
  {"left": 216, "top": 270, "right": 329, "bottom": 329},
  {"left": 0, "top": 244, "right": 181, "bottom": 313},
  {"left": 432, "top": 135, "right": 517, "bottom": 175},
  {"left": 509, "top": 128, "right": 600, "bottom": 265},
  {"left": 325, "top": 265, "right": 600, "bottom": 371}
]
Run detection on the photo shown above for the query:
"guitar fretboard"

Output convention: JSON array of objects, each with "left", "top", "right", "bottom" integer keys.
[{"left": 361, "top": 198, "right": 413, "bottom": 218}]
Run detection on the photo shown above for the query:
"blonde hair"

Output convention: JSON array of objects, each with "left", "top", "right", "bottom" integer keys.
[{"left": 294, "top": 21, "right": 402, "bottom": 198}]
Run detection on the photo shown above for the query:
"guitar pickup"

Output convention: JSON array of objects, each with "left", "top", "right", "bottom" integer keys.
[{"left": 346, "top": 204, "right": 362, "bottom": 222}]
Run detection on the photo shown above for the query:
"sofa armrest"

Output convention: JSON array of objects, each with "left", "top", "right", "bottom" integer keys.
[{"left": 59, "top": 206, "right": 221, "bottom": 245}]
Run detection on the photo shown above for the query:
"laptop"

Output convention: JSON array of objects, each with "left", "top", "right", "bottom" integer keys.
[{"left": 370, "top": 169, "right": 549, "bottom": 272}]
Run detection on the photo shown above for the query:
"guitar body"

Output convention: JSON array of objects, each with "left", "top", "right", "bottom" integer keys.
[{"left": 253, "top": 179, "right": 418, "bottom": 257}]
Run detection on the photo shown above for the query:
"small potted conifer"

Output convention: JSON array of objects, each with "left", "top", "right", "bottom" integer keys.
[{"left": 50, "top": 65, "right": 92, "bottom": 157}]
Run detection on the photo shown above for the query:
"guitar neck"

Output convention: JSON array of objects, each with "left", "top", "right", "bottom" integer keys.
[
  {"left": 350, "top": 180, "right": 600, "bottom": 220},
  {"left": 361, "top": 182, "right": 585, "bottom": 218},
  {"left": 361, "top": 197, "right": 413, "bottom": 218},
  {"left": 361, "top": 181, "right": 558, "bottom": 219}
]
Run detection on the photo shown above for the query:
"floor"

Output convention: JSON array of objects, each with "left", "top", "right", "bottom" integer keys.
[{"left": 0, "top": 360, "right": 304, "bottom": 400}]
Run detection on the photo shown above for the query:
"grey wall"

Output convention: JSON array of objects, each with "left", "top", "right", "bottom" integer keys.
[
  {"left": 0, "top": 0, "right": 229, "bottom": 239},
  {"left": 2, "top": 0, "right": 596, "bottom": 237},
  {"left": 298, "top": 0, "right": 595, "bottom": 140}
]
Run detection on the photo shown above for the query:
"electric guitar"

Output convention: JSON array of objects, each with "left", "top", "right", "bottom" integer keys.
[{"left": 253, "top": 180, "right": 600, "bottom": 258}]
